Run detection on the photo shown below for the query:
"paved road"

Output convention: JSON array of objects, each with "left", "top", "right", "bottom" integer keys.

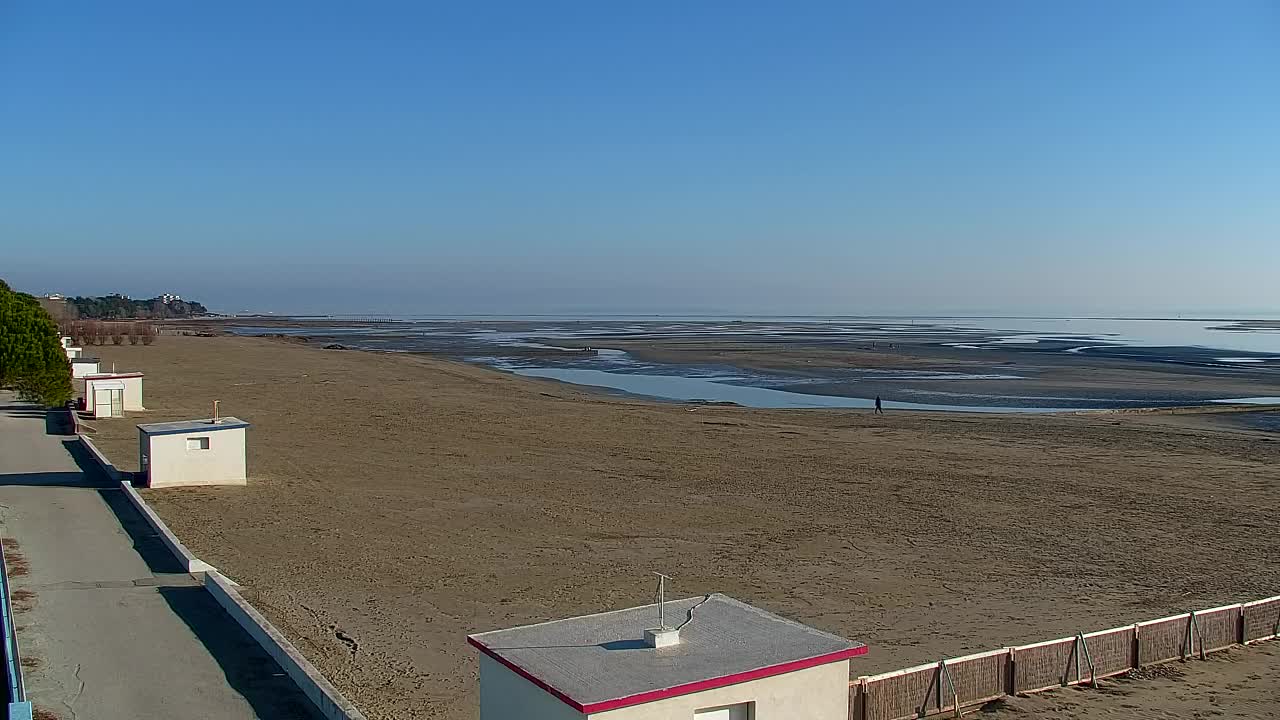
[{"left": 0, "top": 392, "right": 316, "bottom": 719}]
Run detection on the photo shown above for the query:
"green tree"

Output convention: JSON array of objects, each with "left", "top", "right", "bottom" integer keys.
[{"left": 0, "top": 279, "right": 74, "bottom": 406}]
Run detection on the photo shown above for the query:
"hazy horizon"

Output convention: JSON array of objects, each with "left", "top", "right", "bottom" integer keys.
[{"left": 4, "top": 3, "right": 1278, "bottom": 318}]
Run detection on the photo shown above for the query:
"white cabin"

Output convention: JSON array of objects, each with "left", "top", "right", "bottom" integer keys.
[
  {"left": 469, "top": 594, "right": 865, "bottom": 720},
  {"left": 84, "top": 373, "right": 145, "bottom": 418},
  {"left": 137, "top": 417, "right": 250, "bottom": 488}
]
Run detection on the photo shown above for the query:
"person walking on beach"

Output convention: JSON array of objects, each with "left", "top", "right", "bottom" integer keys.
[{"left": 874, "top": 395, "right": 884, "bottom": 414}]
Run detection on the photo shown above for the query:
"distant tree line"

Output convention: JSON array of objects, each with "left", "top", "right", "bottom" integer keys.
[
  {"left": 0, "top": 279, "right": 73, "bottom": 406},
  {"left": 67, "top": 294, "right": 208, "bottom": 319},
  {"left": 61, "top": 320, "right": 157, "bottom": 347}
]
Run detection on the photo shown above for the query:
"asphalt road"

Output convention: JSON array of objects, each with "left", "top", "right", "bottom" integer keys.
[{"left": 0, "top": 392, "right": 316, "bottom": 720}]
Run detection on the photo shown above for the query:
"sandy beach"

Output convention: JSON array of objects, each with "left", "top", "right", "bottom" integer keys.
[{"left": 82, "top": 335, "right": 1280, "bottom": 719}]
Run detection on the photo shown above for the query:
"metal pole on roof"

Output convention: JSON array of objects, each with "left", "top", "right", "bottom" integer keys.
[
  {"left": 653, "top": 572, "right": 672, "bottom": 629},
  {"left": 213, "top": 400, "right": 221, "bottom": 424}
]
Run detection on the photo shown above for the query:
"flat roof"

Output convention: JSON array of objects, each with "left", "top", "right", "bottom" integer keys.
[
  {"left": 468, "top": 594, "right": 865, "bottom": 713},
  {"left": 138, "top": 417, "right": 250, "bottom": 435},
  {"left": 85, "top": 372, "right": 144, "bottom": 379}
]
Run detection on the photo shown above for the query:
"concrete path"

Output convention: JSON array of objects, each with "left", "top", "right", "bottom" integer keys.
[{"left": 0, "top": 392, "right": 317, "bottom": 719}]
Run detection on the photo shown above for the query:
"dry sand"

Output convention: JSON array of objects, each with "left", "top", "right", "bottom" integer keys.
[{"left": 83, "top": 336, "right": 1280, "bottom": 719}]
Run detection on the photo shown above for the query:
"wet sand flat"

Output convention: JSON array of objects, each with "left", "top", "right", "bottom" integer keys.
[
  {"left": 84, "top": 336, "right": 1280, "bottom": 720},
  {"left": 210, "top": 317, "right": 1280, "bottom": 409}
]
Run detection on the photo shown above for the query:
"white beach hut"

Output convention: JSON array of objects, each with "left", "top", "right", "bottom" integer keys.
[
  {"left": 84, "top": 373, "right": 145, "bottom": 417},
  {"left": 59, "top": 336, "right": 82, "bottom": 360},
  {"left": 468, "top": 593, "right": 866, "bottom": 720},
  {"left": 71, "top": 357, "right": 100, "bottom": 379},
  {"left": 137, "top": 417, "right": 250, "bottom": 488}
]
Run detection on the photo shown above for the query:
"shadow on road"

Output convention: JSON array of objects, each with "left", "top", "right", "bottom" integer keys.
[
  {"left": 95, "top": 488, "right": 187, "bottom": 574},
  {"left": 0, "top": 403, "right": 75, "bottom": 436},
  {"left": 0, "top": 471, "right": 108, "bottom": 488},
  {"left": 158, "top": 586, "right": 320, "bottom": 719}
]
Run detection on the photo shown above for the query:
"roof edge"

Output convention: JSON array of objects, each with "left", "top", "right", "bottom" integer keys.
[
  {"left": 467, "top": 635, "right": 866, "bottom": 714},
  {"left": 137, "top": 419, "right": 251, "bottom": 436},
  {"left": 581, "top": 644, "right": 867, "bottom": 713},
  {"left": 468, "top": 636, "right": 588, "bottom": 712},
  {"left": 469, "top": 595, "right": 708, "bottom": 640},
  {"left": 85, "top": 372, "right": 144, "bottom": 379}
]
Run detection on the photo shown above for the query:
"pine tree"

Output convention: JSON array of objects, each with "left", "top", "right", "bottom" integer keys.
[{"left": 0, "top": 279, "right": 74, "bottom": 406}]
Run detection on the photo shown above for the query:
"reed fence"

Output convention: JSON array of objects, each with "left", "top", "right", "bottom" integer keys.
[{"left": 849, "top": 594, "right": 1280, "bottom": 720}]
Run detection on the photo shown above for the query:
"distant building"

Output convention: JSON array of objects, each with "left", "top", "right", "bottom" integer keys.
[
  {"left": 469, "top": 593, "right": 866, "bottom": 720},
  {"left": 45, "top": 293, "right": 65, "bottom": 300},
  {"left": 160, "top": 293, "right": 182, "bottom": 304}
]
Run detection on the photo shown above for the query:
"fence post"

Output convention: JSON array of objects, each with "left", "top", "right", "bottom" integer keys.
[
  {"left": 1076, "top": 633, "right": 1097, "bottom": 688},
  {"left": 1238, "top": 606, "right": 1246, "bottom": 646},
  {"left": 1182, "top": 611, "right": 1205, "bottom": 662},
  {"left": 938, "top": 659, "right": 959, "bottom": 719},
  {"left": 1006, "top": 647, "right": 1016, "bottom": 696},
  {"left": 1132, "top": 623, "right": 1141, "bottom": 669},
  {"left": 858, "top": 676, "right": 868, "bottom": 720},
  {"left": 1073, "top": 635, "right": 1081, "bottom": 686}
]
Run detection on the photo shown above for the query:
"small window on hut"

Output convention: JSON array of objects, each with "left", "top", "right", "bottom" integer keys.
[
  {"left": 695, "top": 703, "right": 753, "bottom": 720},
  {"left": 187, "top": 436, "right": 210, "bottom": 451}
]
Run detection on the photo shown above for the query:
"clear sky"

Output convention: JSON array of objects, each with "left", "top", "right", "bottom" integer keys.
[{"left": 2, "top": 2, "right": 1277, "bottom": 316}]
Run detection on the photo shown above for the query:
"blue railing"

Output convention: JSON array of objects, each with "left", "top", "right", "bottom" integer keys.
[{"left": 0, "top": 540, "right": 31, "bottom": 719}]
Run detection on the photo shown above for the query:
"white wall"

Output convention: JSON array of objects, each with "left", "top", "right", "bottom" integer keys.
[
  {"left": 121, "top": 376, "right": 144, "bottom": 410},
  {"left": 589, "top": 660, "right": 850, "bottom": 720},
  {"left": 479, "top": 653, "right": 585, "bottom": 720},
  {"left": 72, "top": 361, "right": 100, "bottom": 378},
  {"left": 144, "top": 427, "right": 247, "bottom": 487}
]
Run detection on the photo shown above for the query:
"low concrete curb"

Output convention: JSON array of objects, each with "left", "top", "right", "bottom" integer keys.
[
  {"left": 205, "top": 572, "right": 367, "bottom": 720},
  {"left": 77, "top": 433, "right": 122, "bottom": 482},
  {"left": 116, "top": 480, "right": 215, "bottom": 574}
]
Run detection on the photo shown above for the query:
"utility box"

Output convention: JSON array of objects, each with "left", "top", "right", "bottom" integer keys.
[
  {"left": 468, "top": 593, "right": 866, "bottom": 720},
  {"left": 137, "top": 417, "right": 250, "bottom": 488}
]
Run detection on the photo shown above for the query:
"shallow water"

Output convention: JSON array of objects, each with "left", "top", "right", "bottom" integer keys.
[
  {"left": 515, "top": 366, "right": 1072, "bottom": 413},
  {"left": 228, "top": 316, "right": 1280, "bottom": 412}
]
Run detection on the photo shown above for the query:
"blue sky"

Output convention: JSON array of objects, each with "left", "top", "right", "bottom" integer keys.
[{"left": 2, "top": 2, "right": 1277, "bottom": 316}]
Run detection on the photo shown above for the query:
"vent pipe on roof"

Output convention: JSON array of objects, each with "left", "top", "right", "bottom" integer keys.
[
  {"left": 645, "top": 572, "right": 680, "bottom": 648},
  {"left": 212, "top": 400, "right": 221, "bottom": 424}
]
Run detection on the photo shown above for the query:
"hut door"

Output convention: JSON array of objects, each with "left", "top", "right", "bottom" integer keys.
[
  {"left": 110, "top": 389, "right": 124, "bottom": 417},
  {"left": 93, "top": 388, "right": 112, "bottom": 417}
]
